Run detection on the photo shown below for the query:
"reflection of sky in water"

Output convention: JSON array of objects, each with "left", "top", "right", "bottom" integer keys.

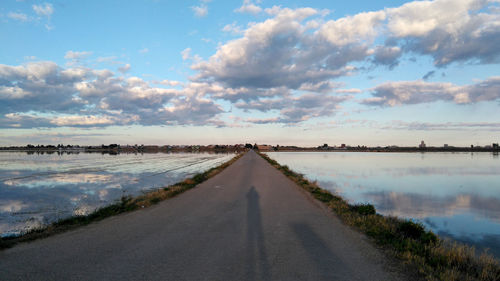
[
  {"left": 0, "top": 152, "right": 235, "bottom": 236},
  {"left": 266, "top": 152, "right": 500, "bottom": 258}
]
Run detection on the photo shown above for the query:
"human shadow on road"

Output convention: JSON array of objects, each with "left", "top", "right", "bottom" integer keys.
[
  {"left": 291, "top": 222, "right": 348, "bottom": 278},
  {"left": 246, "top": 186, "right": 271, "bottom": 281}
]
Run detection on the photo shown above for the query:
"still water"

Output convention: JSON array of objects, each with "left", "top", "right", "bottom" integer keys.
[
  {"left": 0, "top": 151, "right": 235, "bottom": 237},
  {"left": 266, "top": 152, "right": 500, "bottom": 257}
]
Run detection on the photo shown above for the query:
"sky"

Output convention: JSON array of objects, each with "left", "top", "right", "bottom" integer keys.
[{"left": 0, "top": 0, "right": 499, "bottom": 147}]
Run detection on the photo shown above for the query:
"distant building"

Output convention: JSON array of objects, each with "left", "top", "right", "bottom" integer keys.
[
  {"left": 340, "top": 144, "right": 346, "bottom": 148},
  {"left": 419, "top": 141, "right": 426, "bottom": 148},
  {"left": 444, "top": 144, "right": 449, "bottom": 148},
  {"left": 257, "top": 145, "right": 273, "bottom": 151},
  {"left": 493, "top": 143, "right": 499, "bottom": 149}
]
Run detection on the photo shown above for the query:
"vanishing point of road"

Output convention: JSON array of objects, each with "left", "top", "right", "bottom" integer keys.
[{"left": 0, "top": 150, "right": 412, "bottom": 280}]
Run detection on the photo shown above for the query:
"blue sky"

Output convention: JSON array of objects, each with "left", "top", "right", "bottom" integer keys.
[{"left": 0, "top": 0, "right": 499, "bottom": 146}]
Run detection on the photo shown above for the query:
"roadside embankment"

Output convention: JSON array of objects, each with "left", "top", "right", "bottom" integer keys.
[
  {"left": 258, "top": 152, "right": 500, "bottom": 281},
  {"left": 0, "top": 152, "right": 245, "bottom": 250}
]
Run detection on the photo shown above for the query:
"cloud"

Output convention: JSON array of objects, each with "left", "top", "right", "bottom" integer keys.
[
  {"left": 381, "top": 121, "right": 500, "bottom": 131},
  {"left": 318, "top": 10, "right": 386, "bottom": 46},
  {"left": 208, "top": 85, "right": 289, "bottom": 103},
  {"left": 49, "top": 115, "right": 120, "bottom": 126},
  {"left": 32, "top": 3, "right": 53, "bottom": 17},
  {"left": 422, "top": 70, "right": 436, "bottom": 81},
  {"left": 222, "top": 22, "right": 243, "bottom": 34},
  {"left": 181, "top": 48, "right": 201, "bottom": 63},
  {"left": 235, "top": 0, "right": 262, "bottom": 14},
  {"left": 193, "top": 7, "right": 359, "bottom": 92},
  {"left": 154, "top": 80, "right": 182, "bottom": 87},
  {"left": 32, "top": 2, "right": 54, "bottom": 30},
  {"left": 238, "top": 93, "right": 351, "bottom": 124},
  {"left": 181, "top": 48, "right": 192, "bottom": 60},
  {"left": 64, "top": 51, "right": 93, "bottom": 60},
  {"left": 363, "top": 76, "right": 500, "bottom": 106},
  {"left": 8, "top": 12, "right": 28, "bottom": 22},
  {"left": 0, "top": 113, "right": 128, "bottom": 128},
  {"left": 96, "top": 56, "right": 118, "bottom": 63},
  {"left": 0, "top": 113, "right": 54, "bottom": 129},
  {"left": 64, "top": 51, "right": 93, "bottom": 67},
  {"left": 157, "top": 96, "right": 223, "bottom": 126},
  {"left": 335, "top": 88, "right": 362, "bottom": 94},
  {"left": 139, "top": 48, "right": 149, "bottom": 54},
  {"left": 386, "top": 0, "right": 500, "bottom": 66},
  {"left": 8, "top": 3, "right": 54, "bottom": 29},
  {"left": 298, "top": 81, "right": 342, "bottom": 93},
  {"left": 0, "top": 62, "right": 86, "bottom": 114},
  {"left": 0, "top": 61, "right": 224, "bottom": 128},
  {"left": 117, "top": 64, "right": 131, "bottom": 73},
  {"left": 191, "top": 1, "right": 210, "bottom": 17},
  {"left": 371, "top": 46, "right": 402, "bottom": 68},
  {"left": 192, "top": 0, "right": 500, "bottom": 97}
]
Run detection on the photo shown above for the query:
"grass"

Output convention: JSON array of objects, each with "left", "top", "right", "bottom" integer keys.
[
  {"left": 0, "top": 152, "right": 245, "bottom": 250},
  {"left": 258, "top": 152, "right": 500, "bottom": 281}
]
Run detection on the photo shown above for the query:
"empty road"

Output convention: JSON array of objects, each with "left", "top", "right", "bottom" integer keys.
[{"left": 0, "top": 150, "right": 411, "bottom": 280}]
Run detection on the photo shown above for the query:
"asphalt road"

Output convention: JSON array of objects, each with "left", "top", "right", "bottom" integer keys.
[{"left": 0, "top": 150, "right": 411, "bottom": 280}]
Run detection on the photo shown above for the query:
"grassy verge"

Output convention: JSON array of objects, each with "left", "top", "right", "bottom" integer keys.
[
  {"left": 258, "top": 152, "right": 500, "bottom": 281},
  {"left": 0, "top": 152, "right": 245, "bottom": 250}
]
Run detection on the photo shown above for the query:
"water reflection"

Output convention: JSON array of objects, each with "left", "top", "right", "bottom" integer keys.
[
  {"left": 266, "top": 152, "right": 500, "bottom": 258},
  {"left": 4, "top": 173, "right": 116, "bottom": 187},
  {"left": 0, "top": 152, "right": 235, "bottom": 236},
  {"left": 359, "top": 191, "right": 500, "bottom": 221}
]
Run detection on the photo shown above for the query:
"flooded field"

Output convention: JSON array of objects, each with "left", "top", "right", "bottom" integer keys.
[
  {"left": 266, "top": 151, "right": 500, "bottom": 257},
  {"left": 0, "top": 151, "right": 235, "bottom": 237}
]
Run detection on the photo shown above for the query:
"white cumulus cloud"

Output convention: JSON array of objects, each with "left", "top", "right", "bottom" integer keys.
[
  {"left": 8, "top": 12, "right": 28, "bottom": 22},
  {"left": 363, "top": 77, "right": 500, "bottom": 106},
  {"left": 32, "top": 3, "right": 53, "bottom": 17},
  {"left": 235, "top": 0, "right": 262, "bottom": 14}
]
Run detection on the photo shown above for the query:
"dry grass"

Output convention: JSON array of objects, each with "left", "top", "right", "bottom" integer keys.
[
  {"left": 0, "top": 152, "right": 245, "bottom": 250},
  {"left": 258, "top": 152, "right": 500, "bottom": 281}
]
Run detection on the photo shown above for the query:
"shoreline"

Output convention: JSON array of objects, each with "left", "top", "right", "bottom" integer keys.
[
  {"left": 0, "top": 148, "right": 246, "bottom": 154},
  {"left": 261, "top": 148, "right": 500, "bottom": 153},
  {"left": 2, "top": 148, "right": 499, "bottom": 155}
]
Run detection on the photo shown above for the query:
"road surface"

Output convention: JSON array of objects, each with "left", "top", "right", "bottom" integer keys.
[{"left": 0, "top": 150, "right": 411, "bottom": 280}]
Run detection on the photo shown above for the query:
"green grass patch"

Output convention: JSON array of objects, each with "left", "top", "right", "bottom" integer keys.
[
  {"left": 258, "top": 152, "right": 500, "bottom": 281},
  {"left": 351, "top": 203, "right": 376, "bottom": 215},
  {"left": 0, "top": 152, "right": 245, "bottom": 250}
]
